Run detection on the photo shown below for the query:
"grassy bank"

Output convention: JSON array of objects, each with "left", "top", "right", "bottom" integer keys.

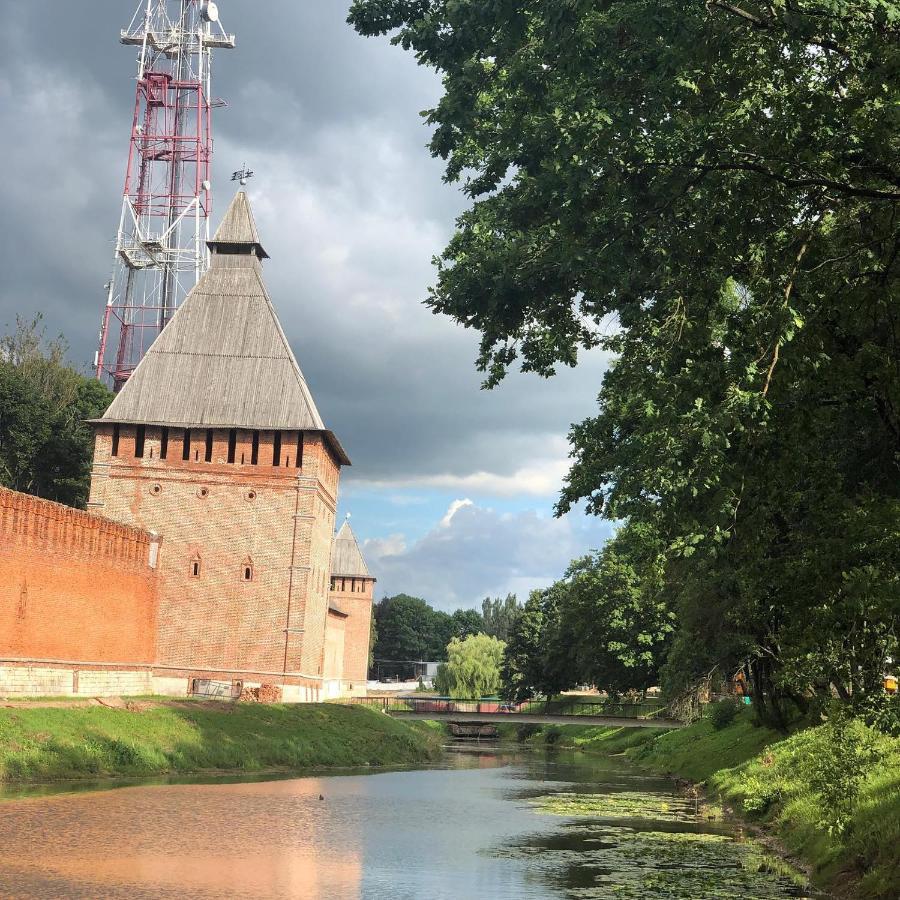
[
  {"left": 497, "top": 712, "right": 898, "bottom": 898},
  {"left": 0, "top": 702, "right": 442, "bottom": 784},
  {"left": 494, "top": 720, "right": 665, "bottom": 755}
]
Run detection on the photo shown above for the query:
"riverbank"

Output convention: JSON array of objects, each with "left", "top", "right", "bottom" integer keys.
[
  {"left": 495, "top": 712, "right": 899, "bottom": 899},
  {"left": 0, "top": 701, "right": 442, "bottom": 784}
]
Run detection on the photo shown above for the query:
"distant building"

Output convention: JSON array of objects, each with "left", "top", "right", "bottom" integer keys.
[{"left": 0, "top": 193, "right": 373, "bottom": 701}]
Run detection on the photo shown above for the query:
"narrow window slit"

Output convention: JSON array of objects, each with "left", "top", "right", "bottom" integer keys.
[{"left": 273, "top": 431, "right": 282, "bottom": 467}]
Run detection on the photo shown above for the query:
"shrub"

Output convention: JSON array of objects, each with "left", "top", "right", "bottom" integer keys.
[
  {"left": 709, "top": 699, "right": 741, "bottom": 731},
  {"left": 802, "top": 715, "right": 884, "bottom": 834}
]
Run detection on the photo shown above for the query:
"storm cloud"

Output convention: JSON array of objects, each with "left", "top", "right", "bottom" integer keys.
[{"left": 0, "top": 1, "right": 614, "bottom": 607}]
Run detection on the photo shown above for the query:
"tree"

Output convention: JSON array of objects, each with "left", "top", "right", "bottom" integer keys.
[
  {"left": 501, "top": 523, "right": 673, "bottom": 701},
  {"left": 368, "top": 606, "right": 378, "bottom": 672},
  {"left": 450, "top": 607, "right": 484, "bottom": 640},
  {"left": 501, "top": 586, "right": 576, "bottom": 702},
  {"left": 481, "top": 593, "right": 522, "bottom": 641},
  {"left": 559, "top": 522, "right": 675, "bottom": 697},
  {"left": 434, "top": 633, "right": 506, "bottom": 698},
  {"left": 350, "top": 2, "right": 900, "bottom": 723},
  {"left": 373, "top": 595, "right": 477, "bottom": 664},
  {"left": 0, "top": 317, "right": 113, "bottom": 508},
  {"left": 373, "top": 594, "right": 439, "bottom": 662}
]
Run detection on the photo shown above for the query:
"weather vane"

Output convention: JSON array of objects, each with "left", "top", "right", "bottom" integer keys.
[{"left": 231, "top": 164, "right": 254, "bottom": 186}]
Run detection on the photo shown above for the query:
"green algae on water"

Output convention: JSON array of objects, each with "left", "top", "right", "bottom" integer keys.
[
  {"left": 492, "top": 824, "right": 817, "bottom": 899},
  {"left": 531, "top": 789, "right": 711, "bottom": 822}
]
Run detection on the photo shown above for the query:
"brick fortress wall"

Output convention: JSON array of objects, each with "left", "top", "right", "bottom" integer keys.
[
  {"left": 0, "top": 486, "right": 159, "bottom": 695},
  {"left": 89, "top": 423, "right": 339, "bottom": 694},
  {"left": 329, "top": 576, "right": 374, "bottom": 693}
]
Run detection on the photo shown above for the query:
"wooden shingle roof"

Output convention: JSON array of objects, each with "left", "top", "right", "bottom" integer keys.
[
  {"left": 331, "top": 520, "right": 372, "bottom": 578},
  {"left": 98, "top": 192, "right": 349, "bottom": 464},
  {"left": 208, "top": 190, "right": 269, "bottom": 257}
]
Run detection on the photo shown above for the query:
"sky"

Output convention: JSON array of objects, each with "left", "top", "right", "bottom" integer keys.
[{"left": 0, "top": 1, "right": 616, "bottom": 610}]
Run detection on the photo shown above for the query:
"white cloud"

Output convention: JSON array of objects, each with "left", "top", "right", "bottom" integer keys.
[
  {"left": 439, "top": 498, "right": 473, "bottom": 527},
  {"left": 364, "top": 501, "right": 616, "bottom": 610}
]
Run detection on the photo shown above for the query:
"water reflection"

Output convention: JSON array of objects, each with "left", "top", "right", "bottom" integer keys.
[{"left": 0, "top": 745, "right": 818, "bottom": 899}]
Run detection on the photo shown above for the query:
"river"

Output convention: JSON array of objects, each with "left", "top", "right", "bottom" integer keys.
[{"left": 0, "top": 744, "right": 819, "bottom": 899}]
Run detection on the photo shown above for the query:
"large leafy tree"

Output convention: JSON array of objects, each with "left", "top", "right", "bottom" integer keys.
[
  {"left": 501, "top": 585, "right": 579, "bottom": 701},
  {"left": 560, "top": 522, "right": 674, "bottom": 696},
  {"left": 0, "top": 318, "right": 112, "bottom": 508},
  {"left": 502, "top": 523, "right": 673, "bottom": 700},
  {"left": 373, "top": 594, "right": 482, "bottom": 663},
  {"left": 351, "top": 2, "right": 900, "bottom": 720},
  {"left": 434, "top": 633, "right": 506, "bottom": 698},
  {"left": 451, "top": 607, "right": 485, "bottom": 639}
]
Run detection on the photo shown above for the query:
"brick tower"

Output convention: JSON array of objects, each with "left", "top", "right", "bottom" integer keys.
[
  {"left": 88, "top": 191, "right": 350, "bottom": 699},
  {"left": 328, "top": 519, "right": 376, "bottom": 690}
]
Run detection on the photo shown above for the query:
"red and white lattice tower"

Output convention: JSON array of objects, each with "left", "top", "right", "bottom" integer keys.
[{"left": 95, "top": 1, "right": 235, "bottom": 390}]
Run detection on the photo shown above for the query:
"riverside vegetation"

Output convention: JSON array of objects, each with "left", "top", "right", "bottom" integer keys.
[
  {"left": 0, "top": 702, "right": 441, "bottom": 784},
  {"left": 497, "top": 707, "right": 899, "bottom": 899}
]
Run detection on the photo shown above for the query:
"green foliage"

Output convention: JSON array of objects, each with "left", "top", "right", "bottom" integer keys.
[
  {"left": 432, "top": 633, "right": 505, "bottom": 698},
  {"left": 709, "top": 699, "right": 741, "bottom": 731},
  {"left": 710, "top": 716, "right": 900, "bottom": 897},
  {"left": 501, "top": 585, "right": 579, "bottom": 701},
  {"left": 372, "top": 594, "right": 451, "bottom": 662},
  {"left": 349, "top": 0, "right": 900, "bottom": 726},
  {"left": 450, "top": 607, "right": 485, "bottom": 640},
  {"left": 802, "top": 714, "right": 885, "bottom": 834},
  {"left": 0, "top": 317, "right": 112, "bottom": 508},
  {"left": 481, "top": 593, "right": 521, "bottom": 640},
  {"left": 373, "top": 595, "right": 486, "bottom": 666},
  {"left": 502, "top": 522, "right": 674, "bottom": 699}
]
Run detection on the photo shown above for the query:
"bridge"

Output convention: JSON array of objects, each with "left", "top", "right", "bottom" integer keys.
[{"left": 349, "top": 696, "right": 683, "bottom": 729}]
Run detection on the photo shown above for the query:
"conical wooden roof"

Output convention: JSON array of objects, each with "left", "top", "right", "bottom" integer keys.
[
  {"left": 331, "top": 520, "right": 372, "bottom": 578},
  {"left": 98, "top": 192, "right": 349, "bottom": 464},
  {"left": 208, "top": 190, "right": 268, "bottom": 257}
]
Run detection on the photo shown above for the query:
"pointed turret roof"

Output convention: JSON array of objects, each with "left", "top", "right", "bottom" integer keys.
[
  {"left": 331, "top": 520, "right": 372, "bottom": 578},
  {"left": 208, "top": 190, "right": 269, "bottom": 258},
  {"left": 98, "top": 192, "right": 349, "bottom": 464}
]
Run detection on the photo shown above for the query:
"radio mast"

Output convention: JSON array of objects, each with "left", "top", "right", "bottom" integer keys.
[{"left": 95, "top": 1, "right": 235, "bottom": 390}]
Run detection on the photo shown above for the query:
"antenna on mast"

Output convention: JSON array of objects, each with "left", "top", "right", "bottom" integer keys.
[{"left": 95, "top": 1, "right": 236, "bottom": 391}]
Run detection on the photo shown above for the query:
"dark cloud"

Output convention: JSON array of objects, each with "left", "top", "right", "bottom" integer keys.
[{"left": 0, "top": 0, "right": 609, "bottom": 514}]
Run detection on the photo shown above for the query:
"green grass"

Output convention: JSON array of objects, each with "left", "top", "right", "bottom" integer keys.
[
  {"left": 625, "top": 710, "right": 899, "bottom": 899},
  {"left": 626, "top": 711, "right": 783, "bottom": 781},
  {"left": 495, "top": 721, "right": 665, "bottom": 754},
  {"left": 0, "top": 702, "right": 442, "bottom": 784}
]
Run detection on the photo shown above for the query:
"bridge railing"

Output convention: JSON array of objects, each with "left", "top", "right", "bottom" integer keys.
[{"left": 347, "top": 695, "right": 670, "bottom": 719}]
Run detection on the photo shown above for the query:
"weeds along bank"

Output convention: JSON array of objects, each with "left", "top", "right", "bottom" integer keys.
[
  {"left": 496, "top": 711, "right": 899, "bottom": 899},
  {"left": 0, "top": 703, "right": 442, "bottom": 784}
]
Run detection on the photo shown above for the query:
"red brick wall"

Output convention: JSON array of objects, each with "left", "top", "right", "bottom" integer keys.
[
  {"left": 323, "top": 610, "right": 347, "bottom": 681},
  {"left": 0, "top": 487, "right": 159, "bottom": 664},
  {"left": 89, "top": 425, "right": 339, "bottom": 682},
  {"left": 329, "top": 577, "right": 374, "bottom": 686}
]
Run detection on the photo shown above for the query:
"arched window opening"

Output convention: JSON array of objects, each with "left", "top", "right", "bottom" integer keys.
[
  {"left": 190, "top": 555, "right": 201, "bottom": 578},
  {"left": 241, "top": 558, "right": 254, "bottom": 582}
]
